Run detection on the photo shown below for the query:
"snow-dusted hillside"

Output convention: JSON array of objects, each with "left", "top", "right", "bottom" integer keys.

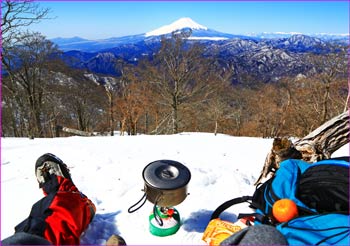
[{"left": 1, "top": 133, "right": 349, "bottom": 245}]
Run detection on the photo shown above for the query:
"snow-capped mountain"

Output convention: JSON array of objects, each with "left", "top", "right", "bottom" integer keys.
[
  {"left": 144, "top": 17, "right": 234, "bottom": 41},
  {"left": 145, "top": 17, "right": 207, "bottom": 37},
  {"left": 247, "top": 32, "right": 348, "bottom": 42}
]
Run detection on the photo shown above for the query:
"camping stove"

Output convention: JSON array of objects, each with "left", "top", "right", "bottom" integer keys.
[{"left": 128, "top": 160, "right": 191, "bottom": 236}]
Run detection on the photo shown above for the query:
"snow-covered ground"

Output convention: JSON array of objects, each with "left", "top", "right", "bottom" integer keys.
[{"left": 1, "top": 133, "right": 349, "bottom": 245}]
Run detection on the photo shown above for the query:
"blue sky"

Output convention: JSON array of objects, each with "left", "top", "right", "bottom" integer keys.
[{"left": 31, "top": 1, "right": 349, "bottom": 39}]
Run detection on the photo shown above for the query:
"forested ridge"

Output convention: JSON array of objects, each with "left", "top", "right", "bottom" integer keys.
[{"left": 2, "top": 1, "right": 348, "bottom": 138}]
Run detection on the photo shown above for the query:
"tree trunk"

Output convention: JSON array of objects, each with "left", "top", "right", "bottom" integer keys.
[
  {"left": 344, "top": 92, "right": 349, "bottom": 113},
  {"left": 321, "top": 83, "right": 330, "bottom": 123},
  {"left": 109, "top": 97, "right": 114, "bottom": 136},
  {"left": 105, "top": 88, "right": 114, "bottom": 136},
  {"left": 172, "top": 97, "right": 178, "bottom": 134},
  {"left": 255, "top": 110, "right": 349, "bottom": 185}
]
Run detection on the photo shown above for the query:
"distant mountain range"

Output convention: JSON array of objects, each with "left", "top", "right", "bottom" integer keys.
[
  {"left": 51, "top": 18, "right": 348, "bottom": 82},
  {"left": 51, "top": 17, "right": 348, "bottom": 52},
  {"left": 51, "top": 18, "right": 249, "bottom": 52}
]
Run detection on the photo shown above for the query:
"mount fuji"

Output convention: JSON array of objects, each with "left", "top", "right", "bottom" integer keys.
[
  {"left": 145, "top": 17, "right": 208, "bottom": 37},
  {"left": 144, "top": 17, "right": 239, "bottom": 41}
]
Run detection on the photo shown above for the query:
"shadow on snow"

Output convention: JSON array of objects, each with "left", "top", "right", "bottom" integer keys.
[
  {"left": 81, "top": 211, "right": 122, "bottom": 245},
  {"left": 182, "top": 209, "right": 237, "bottom": 233}
]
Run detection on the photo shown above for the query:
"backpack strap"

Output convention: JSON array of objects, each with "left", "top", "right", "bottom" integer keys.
[
  {"left": 237, "top": 213, "right": 268, "bottom": 224},
  {"left": 211, "top": 196, "right": 253, "bottom": 220}
]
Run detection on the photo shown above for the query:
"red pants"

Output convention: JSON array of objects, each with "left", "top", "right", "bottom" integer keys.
[{"left": 15, "top": 175, "right": 95, "bottom": 245}]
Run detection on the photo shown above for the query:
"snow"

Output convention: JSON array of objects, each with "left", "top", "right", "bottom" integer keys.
[
  {"left": 1, "top": 133, "right": 349, "bottom": 245},
  {"left": 188, "top": 37, "right": 228, "bottom": 41},
  {"left": 145, "top": 17, "right": 207, "bottom": 37}
]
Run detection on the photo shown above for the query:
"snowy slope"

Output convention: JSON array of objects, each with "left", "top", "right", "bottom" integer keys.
[
  {"left": 145, "top": 17, "right": 207, "bottom": 37},
  {"left": 1, "top": 133, "right": 349, "bottom": 245}
]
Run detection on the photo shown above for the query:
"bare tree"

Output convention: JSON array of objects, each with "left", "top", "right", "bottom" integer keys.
[
  {"left": 115, "top": 82, "right": 153, "bottom": 135},
  {"left": 2, "top": 32, "right": 60, "bottom": 137},
  {"left": 104, "top": 60, "right": 133, "bottom": 136},
  {"left": 63, "top": 73, "right": 106, "bottom": 133},
  {"left": 1, "top": 1, "right": 53, "bottom": 137},
  {"left": 202, "top": 70, "right": 237, "bottom": 135},
  {"left": 1, "top": 0, "right": 50, "bottom": 48},
  {"left": 105, "top": 85, "right": 116, "bottom": 136},
  {"left": 307, "top": 46, "right": 347, "bottom": 123},
  {"left": 2, "top": 76, "right": 30, "bottom": 136},
  {"left": 146, "top": 32, "right": 214, "bottom": 133}
]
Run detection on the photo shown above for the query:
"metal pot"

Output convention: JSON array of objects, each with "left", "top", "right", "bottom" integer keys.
[
  {"left": 143, "top": 160, "right": 191, "bottom": 207},
  {"left": 128, "top": 160, "right": 191, "bottom": 227}
]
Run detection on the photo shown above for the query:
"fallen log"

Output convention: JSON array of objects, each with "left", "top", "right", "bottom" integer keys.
[
  {"left": 255, "top": 110, "right": 349, "bottom": 185},
  {"left": 57, "top": 126, "right": 93, "bottom": 137}
]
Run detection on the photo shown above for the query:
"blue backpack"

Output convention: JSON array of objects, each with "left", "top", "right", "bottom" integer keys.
[{"left": 211, "top": 157, "right": 350, "bottom": 245}]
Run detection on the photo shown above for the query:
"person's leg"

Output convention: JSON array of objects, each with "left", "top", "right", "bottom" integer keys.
[
  {"left": 12, "top": 153, "right": 95, "bottom": 245},
  {"left": 220, "top": 225, "right": 288, "bottom": 245},
  {"left": 2, "top": 232, "right": 51, "bottom": 245},
  {"left": 42, "top": 175, "right": 95, "bottom": 244}
]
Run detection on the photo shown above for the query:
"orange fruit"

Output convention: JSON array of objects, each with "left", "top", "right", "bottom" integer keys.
[{"left": 272, "top": 199, "right": 299, "bottom": 222}]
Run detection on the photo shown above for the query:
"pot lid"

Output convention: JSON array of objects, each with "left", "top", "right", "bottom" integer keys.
[{"left": 143, "top": 160, "right": 191, "bottom": 190}]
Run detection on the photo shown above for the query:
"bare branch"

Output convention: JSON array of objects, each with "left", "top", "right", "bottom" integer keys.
[{"left": 1, "top": 0, "right": 51, "bottom": 48}]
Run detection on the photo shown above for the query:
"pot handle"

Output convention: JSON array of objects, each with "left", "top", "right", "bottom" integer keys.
[
  {"left": 153, "top": 195, "right": 164, "bottom": 226},
  {"left": 128, "top": 193, "right": 147, "bottom": 213}
]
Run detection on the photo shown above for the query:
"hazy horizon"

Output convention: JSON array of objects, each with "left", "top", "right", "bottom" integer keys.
[{"left": 28, "top": 1, "right": 348, "bottom": 40}]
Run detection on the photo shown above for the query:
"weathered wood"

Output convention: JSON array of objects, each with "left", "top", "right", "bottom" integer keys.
[
  {"left": 255, "top": 110, "right": 349, "bottom": 185},
  {"left": 58, "top": 126, "right": 93, "bottom": 137}
]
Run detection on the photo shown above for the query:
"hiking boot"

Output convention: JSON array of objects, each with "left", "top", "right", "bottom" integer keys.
[
  {"left": 106, "top": 234, "right": 127, "bottom": 246},
  {"left": 35, "top": 153, "right": 72, "bottom": 187}
]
